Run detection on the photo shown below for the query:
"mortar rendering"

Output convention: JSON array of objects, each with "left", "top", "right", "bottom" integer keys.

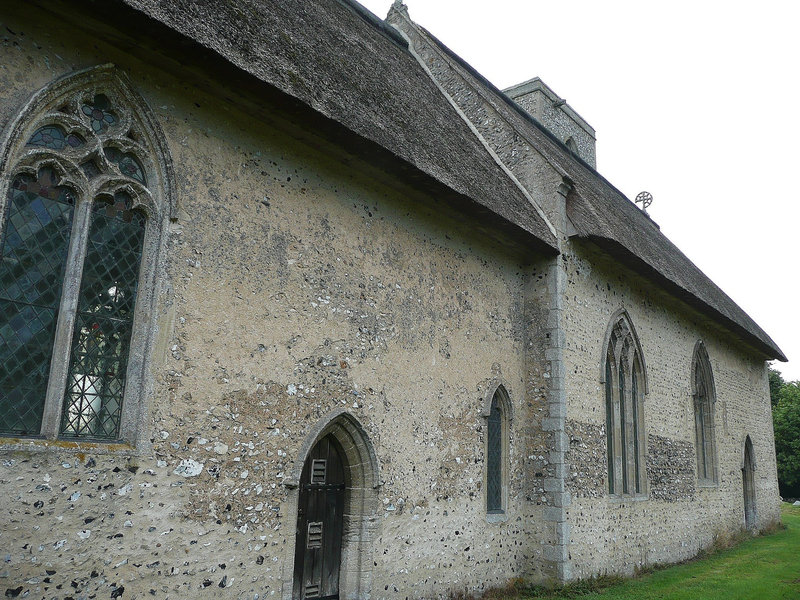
[{"left": 0, "top": 1, "right": 785, "bottom": 599}]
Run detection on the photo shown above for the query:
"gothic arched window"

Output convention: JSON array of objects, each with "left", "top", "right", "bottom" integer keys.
[
  {"left": 692, "top": 342, "right": 717, "bottom": 483},
  {"left": 602, "top": 311, "right": 647, "bottom": 496},
  {"left": 484, "top": 384, "right": 511, "bottom": 515},
  {"left": 0, "top": 66, "right": 173, "bottom": 443}
]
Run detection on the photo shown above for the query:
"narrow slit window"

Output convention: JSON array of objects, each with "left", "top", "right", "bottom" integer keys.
[{"left": 486, "top": 386, "right": 510, "bottom": 515}]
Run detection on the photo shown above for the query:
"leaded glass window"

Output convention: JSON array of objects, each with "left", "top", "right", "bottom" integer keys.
[
  {"left": 28, "top": 126, "right": 85, "bottom": 151},
  {"left": 61, "top": 193, "right": 146, "bottom": 438},
  {"left": 103, "top": 147, "right": 146, "bottom": 184},
  {"left": 0, "top": 70, "right": 163, "bottom": 443},
  {"left": 485, "top": 385, "right": 510, "bottom": 515},
  {"left": 0, "top": 171, "right": 75, "bottom": 436},
  {"left": 487, "top": 396, "right": 503, "bottom": 513},
  {"left": 603, "top": 312, "right": 647, "bottom": 496},
  {"left": 82, "top": 94, "right": 117, "bottom": 132},
  {"left": 619, "top": 359, "right": 628, "bottom": 493},
  {"left": 632, "top": 367, "right": 642, "bottom": 493},
  {"left": 693, "top": 342, "right": 717, "bottom": 483}
]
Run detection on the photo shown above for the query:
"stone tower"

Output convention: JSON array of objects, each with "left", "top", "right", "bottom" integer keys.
[{"left": 504, "top": 77, "right": 597, "bottom": 168}]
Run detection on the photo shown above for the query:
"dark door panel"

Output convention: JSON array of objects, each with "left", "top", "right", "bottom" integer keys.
[{"left": 293, "top": 435, "right": 345, "bottom": 600}]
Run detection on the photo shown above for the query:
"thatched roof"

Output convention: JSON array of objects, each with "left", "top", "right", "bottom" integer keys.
[
  {"left": 566, "top": 177, "right": 786, "bottom": 361},
  {"left": 107, "top": 0, "right": 557, "bottom": 253},
  {"left": 390, "top": 11, "right": 785, "bottom": 361},
  {"left": 46, "top": 0, "right": 782, "bottom": 360}
]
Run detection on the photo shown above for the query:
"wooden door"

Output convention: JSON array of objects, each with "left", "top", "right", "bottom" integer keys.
[{"left": 293, "top": 435, "right": 345, "bottom": 599}]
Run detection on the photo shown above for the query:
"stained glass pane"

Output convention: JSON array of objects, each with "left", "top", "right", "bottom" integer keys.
[
  {"left": 61, "top": 192, "right": 145, "bottom": 439},
  {"left": 0, "top": 171, "right": 75, "bottom": 435},
  {"left": 27, "top": 126, "right": 85, "bottom": 150},
  {"left": 104, "top": 147, "right": 146, "bottom": 184},
  {"left": 81, "top": 94, "right": 117, "bottom": 133},
  {"left": 487, "top": 396, "right": 503, "bottom": 512}
]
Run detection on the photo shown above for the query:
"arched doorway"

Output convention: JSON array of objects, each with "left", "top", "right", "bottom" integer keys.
[
  {"left": 293, "top": 435, "right": 346, "bottom": 599},
  {"left": 283, "top": 409, "right": 380, "bottom": 600},
  {"left": 743, "top": 436, "right": 757, "bottom": 530}
]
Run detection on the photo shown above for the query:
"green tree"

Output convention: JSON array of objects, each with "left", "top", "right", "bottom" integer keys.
[
  {"left": 773, "top": 379, "right": 800, "bottom": 498},
  {"left": 769, "top": 367, "right": 785, "bottom": 408}
]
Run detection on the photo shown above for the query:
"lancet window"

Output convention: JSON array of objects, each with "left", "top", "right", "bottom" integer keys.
[
  {"left": 693, "top": 342, "right": 717, "bottom": 483},
  {"left": 485, "top": 384, "right": 511, "bottom": 515},
  {"left": 602, "top": 312, "right": 647, "bottom": 496}
]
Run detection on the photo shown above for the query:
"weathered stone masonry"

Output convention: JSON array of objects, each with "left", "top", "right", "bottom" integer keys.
[
  {"left": 389, "top": 1, "right": 782, "bottom": 583},
  {"left": 0, "top": 1, "right": 785, "bottom": 598}
]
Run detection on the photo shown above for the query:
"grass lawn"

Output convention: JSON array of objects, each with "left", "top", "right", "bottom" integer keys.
[{"left": 488, "top": 503, "right": 800, "bottom": 600}]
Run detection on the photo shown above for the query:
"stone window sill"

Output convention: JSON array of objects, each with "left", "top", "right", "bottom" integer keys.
[
  {"left": 0, "top": 437, "right": 140, "bottom": 457},
  {"left": 697, "top": 478, "right": 719, "bottom": 489},
  {"left": 608, "top": 492, "right": 648, "bottom": 503},
  {"left": 486, "top": 511, "right": 509, "bottom": 523}
]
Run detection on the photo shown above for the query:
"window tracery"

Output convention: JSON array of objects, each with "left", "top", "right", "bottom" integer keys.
[
  {"left": 602, "top": 311, "right": 647, "bottom": 496},
  {"left": 0, "top": 66, "right": 173, "bottom": 443},
  {"left": 693, "top": 342, "right": 717, "bottom": 483}
]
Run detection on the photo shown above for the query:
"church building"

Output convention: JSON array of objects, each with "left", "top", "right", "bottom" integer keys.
[{"left": 0, "top": 1, "right": 784, "bottom": 598}]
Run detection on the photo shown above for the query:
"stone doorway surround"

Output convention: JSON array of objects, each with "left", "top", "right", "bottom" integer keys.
[{"left": 281, "top": 409, "right": 380, "bottom": 600}]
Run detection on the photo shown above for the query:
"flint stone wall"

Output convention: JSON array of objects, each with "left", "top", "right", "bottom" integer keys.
[
  {"left": 562, "top": 243, "right": 780, "bottom": 577},
  {"left": 0, "top": 5, "right": 555, "bottom": 599}
]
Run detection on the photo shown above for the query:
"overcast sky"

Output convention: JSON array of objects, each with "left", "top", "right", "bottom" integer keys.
[{"left": 358, "top": 0, "right": 800, "bottom": 381}]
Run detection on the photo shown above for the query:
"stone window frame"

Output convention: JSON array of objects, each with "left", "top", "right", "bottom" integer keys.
[
  {"left": 481, "top": 379, "right": 513, "bottom": 522},
  {"left": 565, "top": 136, "right": 579, "bottom": 155},
  {"left": 600, "top": 309, "right": 648, "bottom": 498},
  {"left": 741, "top": 434, "right": 757, "bottom": 529},
  {"left": 0, "top": 65, "right": 174, "bottom": 448},
  {"left": 692, "top": 341, "right": 718, "bottom": 485}
]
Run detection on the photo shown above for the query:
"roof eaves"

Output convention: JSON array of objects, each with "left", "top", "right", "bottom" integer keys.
[
  {"left": 581, "top": 234, "right": 786, "bottom": 362},
  {"left": 101, "top": 0, "right": 557, "bottom": 252}
]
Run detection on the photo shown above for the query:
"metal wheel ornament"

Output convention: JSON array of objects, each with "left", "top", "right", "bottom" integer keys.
[{"left": 635, "top": 191, "right": 653, "bottom": 210}]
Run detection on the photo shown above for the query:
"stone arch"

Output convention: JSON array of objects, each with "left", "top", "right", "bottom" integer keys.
[
  {"left": 480, "top": 378, "right": 513, "bottom": 422},
  {"left": 480, "top": 379, "right": 512, "bottom": 519},
  {"left": 600, "top": 308, "right": 647, "bottom": 496},
  {"left": 0, "top": 63, "right": 175, "bottom": 220},
  {"left": 599, "top": 308, "right": 648, "bottom": 394},
  {"left": 692, "top": 341, "right": 718, "bottom": 482},
  {"left": 691, "top": 340, "right": 717, "bottom": 398},
  {"left": 282, "top": 409, "right": 380, "bottom": 600},
  {"left": 740, "top": 433, "right": 758, "bottom": 472},
  {"left": 0, "top": 64, "right": 174, "bottom": 444}
]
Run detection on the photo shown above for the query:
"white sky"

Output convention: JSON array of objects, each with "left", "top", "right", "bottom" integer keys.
[{"left": 359, "top": 0, "right": 800, "bottom": 381}]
